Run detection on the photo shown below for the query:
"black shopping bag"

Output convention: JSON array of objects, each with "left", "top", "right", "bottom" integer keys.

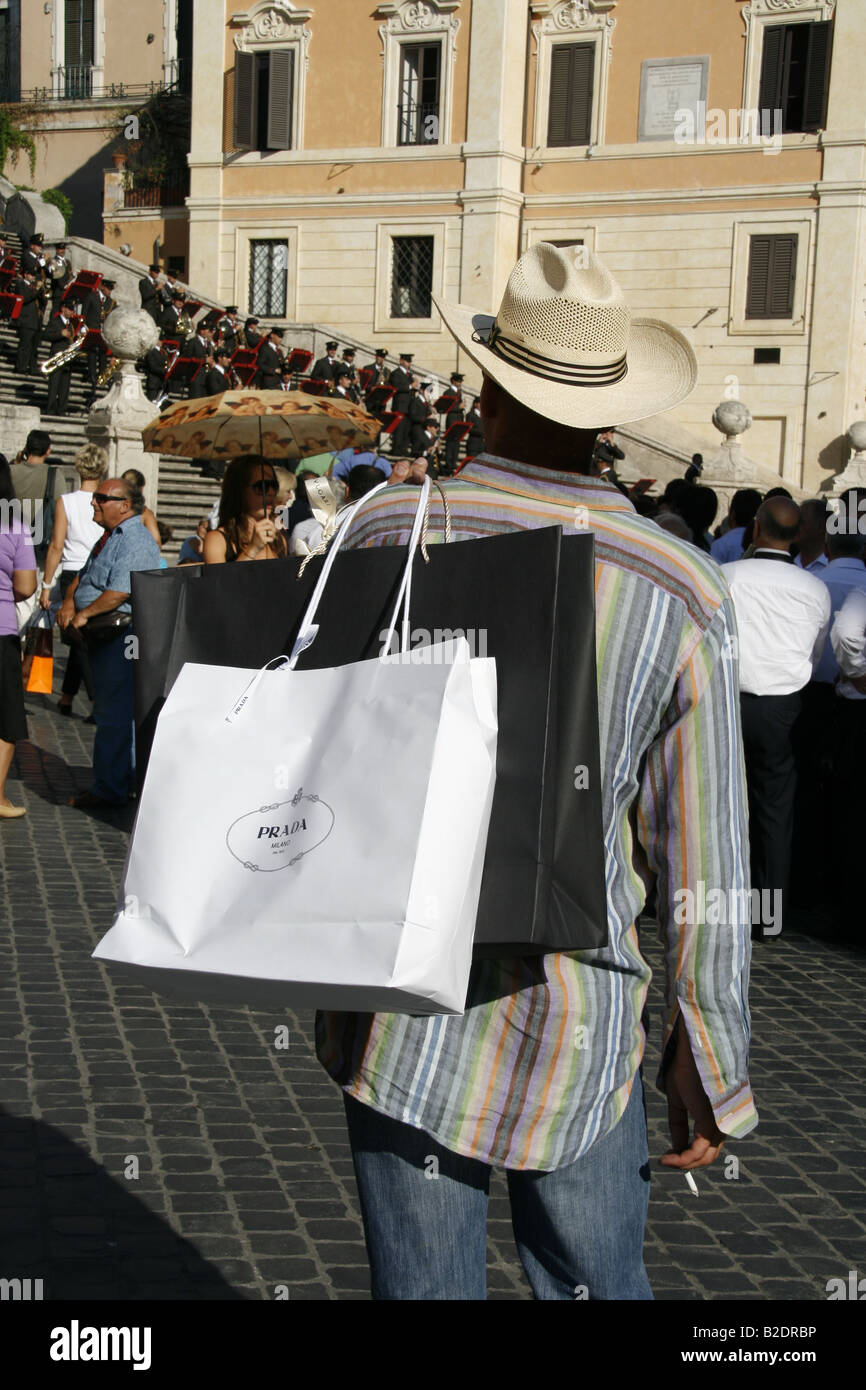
[{"left": 131, "top": 526, "right": 606, "bottom": 953}]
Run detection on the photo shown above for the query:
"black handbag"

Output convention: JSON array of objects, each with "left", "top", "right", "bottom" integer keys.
[
  {"left": 131, "top": 527, "right": 607, "bottom": 954},
  {"left": 81, "top": 610, "right": 133, "bottom": 646}
]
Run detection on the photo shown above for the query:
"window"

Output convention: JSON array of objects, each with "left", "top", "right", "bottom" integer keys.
[
  {"left": 64, "top": 0, "right": 94, "bottom": 99},
  {"left": 234, "top": 50, "right": 295, "bottom": 153},
  {"left": 547, "top": 43, "right": 594, "bottom": 147},
  {"left": 0, "top": 1, "right": 21, "bottom": 104},
  {"left": 391, "top": 237, "right": 434, "bottom": 319},
  {"left": 754, "top": 347, "right": 781, "bottom": 364},
  {"left": 759, "top": 21, "right": 832, "bottom": 133},
  {"left": 746, "top": 235, "right": 798, "bottom": 319},
  {"left": 398, "top": 43, "right": 441, "bottom": 146},
  {"left": 249, "top": 240, "right": 288, "bottom": 317}
]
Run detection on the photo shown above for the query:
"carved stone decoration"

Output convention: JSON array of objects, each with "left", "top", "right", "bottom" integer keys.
[
  {"left": 376, "top": 2, "right": 461, "bottom": 58},
  {"left": 741, "top": 0, "right": 835, "bottom": 30},
  {"left": 232, "top": 1, "right": 314, "bottom": 53},
  {"left": 531, "top": 0, "right": 616, "bottom": 30},
  {"left": 530, "top": 0, "right": 616, "bottom": 147}
]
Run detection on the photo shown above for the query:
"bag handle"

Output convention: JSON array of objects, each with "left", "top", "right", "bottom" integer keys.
[
  {"left": 225, "top": 478, "right": 436, "bottom": 722},
  {"left": 288, "top": 478, "right": 431, "bottom": 668}
]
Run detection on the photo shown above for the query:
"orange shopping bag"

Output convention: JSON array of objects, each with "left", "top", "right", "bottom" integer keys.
[{"left": 22, "top": 611, "right": 54, "bottom": 694}]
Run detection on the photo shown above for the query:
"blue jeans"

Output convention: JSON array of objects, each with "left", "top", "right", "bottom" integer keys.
[
  {"left": 88, "top": 633, "right": 135, "bottom": 804},
  {"left": 343, "top": 1074, "right": 653, "bottom": 1300}
]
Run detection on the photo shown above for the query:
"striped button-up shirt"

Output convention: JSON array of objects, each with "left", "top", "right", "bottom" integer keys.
[{"left": 316, "top": 455, "right": 757, "bottom": 1170}]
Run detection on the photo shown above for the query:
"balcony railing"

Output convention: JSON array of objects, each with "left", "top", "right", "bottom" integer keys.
[
  {"left": 21, "top": 68, "right": 190, "bottom": 104},
  {"left": 397, "top": 100, "right": 440, "bottom": 146},
  {"left": 123, "top": 180, "right": 189, "bottom": 209},
  {"left": 58, "top": 64, "right": 93, "bottom": 101}
]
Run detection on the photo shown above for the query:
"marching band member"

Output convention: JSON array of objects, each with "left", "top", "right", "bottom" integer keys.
[
  {"left": 255, "top": 327, "right": 284, "bottom": 389},
  {"left": 218, "top": 306, "right": 241, "bottom": 355},
  {"left": 43, "top": 302, "right": 77, "bottom": 416},
  {"left": 13, "top": 269, "right": 42, "bottom": 375},
  {"left": 48, "top": 243, "right": 73, "bottom": 315},
  {"left": 143, "top": 341, "right": 172, "bottom": 404},
  {"left": 365, "top": 348, "right": 390, "bottom": 393},
  {"left": 139, "top": 265, "right": 163, "bottom": 324},
  {"left": 186, "top": 323, "right": 216, "bottom": 398},
  {"left": 311, "top": 340, "right": 339, "bottom": 383}
]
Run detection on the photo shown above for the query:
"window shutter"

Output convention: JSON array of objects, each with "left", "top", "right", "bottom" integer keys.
[
  {"left": 767, "top": 235, "right": 797, "bottom": 317},
  {"left": 267, "top": 49, "right": 294, "bottom": 150},
  {"left": 64, "top": 0, "right": 81, "bottom": 65},
  {"left": 746, "top": 235, "right": 797, "bottom": 319},
  {"left": 746, "top": 236, "right": 771, "bottom": 318},
  {"left": 234, "top": 51, "right": 256, "bottom": 151},
  {"left": 81, "top": 0, "right": 94, "bottom": 65},
  {"left": 802, "top": 21, "right": 831, "bottom": 132},
  {"left": 567, "top": 43, "right": 594, "bottom": 145},
  {"left": 547, "top": 44, "right": 571, "bottom": 146},
  {"left": 759, "top": 25, "right": 785, "bottom": 118},
  {"left": 548, "top": 44, "right": 593, "bottom": 147}
]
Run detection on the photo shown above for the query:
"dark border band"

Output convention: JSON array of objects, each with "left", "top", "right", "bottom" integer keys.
[{"left": 484, "top": 323, "right": 628, "bottom": 387}]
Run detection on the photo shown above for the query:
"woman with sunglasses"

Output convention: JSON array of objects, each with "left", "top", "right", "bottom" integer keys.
[{"left": 203, "top": 454, "right": 287, "bottom": 564}]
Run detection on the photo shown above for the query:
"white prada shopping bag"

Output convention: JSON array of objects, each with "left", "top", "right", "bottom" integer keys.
[{"left": 93, "top": 480, "right": 498, "bottom": 1014}]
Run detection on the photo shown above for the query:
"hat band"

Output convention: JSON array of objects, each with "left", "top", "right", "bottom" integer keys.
[{"left": 486, "top": 322, "right": 627, "bottom": 387}]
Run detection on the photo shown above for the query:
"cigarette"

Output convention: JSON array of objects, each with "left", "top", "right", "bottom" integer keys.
[{"left": 684, "top": 1171, "right": 699, "bottom": 1195}]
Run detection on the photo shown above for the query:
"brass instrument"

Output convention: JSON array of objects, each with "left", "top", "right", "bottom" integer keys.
[
  {"left": 154, "top": 348, "right": 180, "bottom": 410},
  {"left": 96, "top": 356, "right": 123, "bottom": 388},
  {"left": 40, "top": 324, "right": 87, "bottom": 376},
  {"left": 177, "top": 312, "right": 195, "bottom": 338}
]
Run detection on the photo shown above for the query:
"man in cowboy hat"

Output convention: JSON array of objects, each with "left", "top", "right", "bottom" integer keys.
[{"left": 317, "top": 242, "right": 756, "bottom": 1300}]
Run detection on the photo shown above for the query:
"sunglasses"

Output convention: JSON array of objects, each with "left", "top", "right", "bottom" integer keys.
[
  {"left": 249, "top": 479, "right": 278, "bottom": 494},
  {"left": 92, "top": 492, "right": 125, "bottom": 504}
]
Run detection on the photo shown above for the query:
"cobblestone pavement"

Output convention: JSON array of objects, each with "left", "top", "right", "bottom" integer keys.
[{"left": 1, "top": 683, "right": 865, "bottom": 1302}]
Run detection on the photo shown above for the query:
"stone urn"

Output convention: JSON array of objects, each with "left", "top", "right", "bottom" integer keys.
[
  {"left": 833, "top": 420, "right": 866, "bottom": 493},
  {"left": 85, "top": 307, "right": 162, "bottom": 507},
  {"left": 709, "top": 399, "right": 754, "bottom": 484},
  {"left": 712, "top": 400, "right": 753, "bottom": 441}
]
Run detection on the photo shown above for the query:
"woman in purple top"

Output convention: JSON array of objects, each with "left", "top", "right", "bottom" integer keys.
[{"left": 0, "top": 457, "right": 37, "bottom": 818}]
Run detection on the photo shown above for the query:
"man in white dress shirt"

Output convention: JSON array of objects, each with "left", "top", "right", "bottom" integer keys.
[{"left": 722, "top": 497, "right": 831, "bottom": 939}]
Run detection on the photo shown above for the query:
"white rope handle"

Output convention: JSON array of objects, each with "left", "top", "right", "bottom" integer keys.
[
  {"left": 379, "top": 476, "right": 434, "bottom": 658},
  {"left": 289, "top": 477, "right": 430, "bottom": 668}
]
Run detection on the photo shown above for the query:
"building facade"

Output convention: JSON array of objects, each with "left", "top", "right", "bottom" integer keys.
[
  {"left": 4, "top": 0, "right": 190, "bottom": 242},
  {"left": 10, "top": 0, "right": 866, "bottom": 489}
]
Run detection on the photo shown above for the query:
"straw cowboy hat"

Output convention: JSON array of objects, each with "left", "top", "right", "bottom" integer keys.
[{"left": 434, "top": 242, "right": 697, "bottom": 429}]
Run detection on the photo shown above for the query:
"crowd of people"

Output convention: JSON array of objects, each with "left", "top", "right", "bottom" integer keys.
[
  {"left": 2, "top": 234, "right": 866, "bottom": 1299},
  {"left": 1, "top": 237, "right": 488, "bottom": 478}
]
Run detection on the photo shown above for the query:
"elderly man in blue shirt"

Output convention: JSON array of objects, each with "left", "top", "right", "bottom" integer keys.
[{"left": 58, "top": 477, "right": 161, "bottom": 808}]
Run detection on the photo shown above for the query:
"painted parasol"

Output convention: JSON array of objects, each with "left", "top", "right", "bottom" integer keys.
[{"left": 141, "top": 390, "right": 381, "bottom": 463}]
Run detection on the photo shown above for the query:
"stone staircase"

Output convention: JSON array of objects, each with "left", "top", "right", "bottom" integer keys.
[{"left": 0, "top": 230, "right": 220, "bottom": 562}]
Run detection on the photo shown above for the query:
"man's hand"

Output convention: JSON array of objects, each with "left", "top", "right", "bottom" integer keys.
[
  {"left": 70, "top": 609, "right": 89, "bottom": 630},
  {"left": 57, "top": 598, "right": 75, "bottom": 631},
  {"left": 659, "top": 1021, "right": 726, "bottom": 1171}
]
